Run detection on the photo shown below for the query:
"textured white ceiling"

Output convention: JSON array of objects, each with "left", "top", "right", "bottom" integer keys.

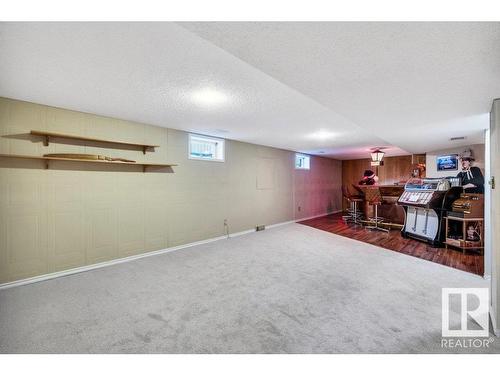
[
  {"left": 1, "top": 22, "right": 498, "bottom": 159},
  {"left": 181, "top": 22, "right": 500, "bottom": 154}
]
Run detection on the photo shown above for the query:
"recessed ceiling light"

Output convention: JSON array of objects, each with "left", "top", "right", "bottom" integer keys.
[
  {"left": 191, "top": 88, "right": 229, "bottom": 108},
  {"left": 307, "top": 130, "right": 336, "bottom": 140}
]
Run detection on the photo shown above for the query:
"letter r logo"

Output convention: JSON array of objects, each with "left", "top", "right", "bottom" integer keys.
[{"left": 442, "top": 288, "right": 489, "bottom": 337}]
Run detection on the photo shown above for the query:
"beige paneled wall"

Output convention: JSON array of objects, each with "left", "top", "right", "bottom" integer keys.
[
  {"left": 0, "top": 97, "right": 341, "bottom": 283},
  {"left": 294, "top": 156, "right": 342, "bottom": 220}
]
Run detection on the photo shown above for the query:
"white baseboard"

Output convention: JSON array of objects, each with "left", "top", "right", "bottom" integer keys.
[
  {"left": 1, "top": 212, "right": 340, "bottom": 291},
  {"left": 295, "top": 210, "right": 341, "bottom": 222},
  {"left": 0, "top": 234, "right": 227, "bottom": 290},
  {"left": 0, "top": 229, "right": 259, "bottom": 290},
  {"left": 267, "top": 220, "right": 296, "bottom": 229},
  {"left": 0, "top": 210, "right": 340, "bottom": 290}
]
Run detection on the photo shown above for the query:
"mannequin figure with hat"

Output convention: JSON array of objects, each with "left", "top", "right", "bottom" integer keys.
[
  {"left": 359, "top": 169, "right": 379, "bottom": 185},
  {"left": 456, "top": 149, "right": 484, "bottom": 193}
]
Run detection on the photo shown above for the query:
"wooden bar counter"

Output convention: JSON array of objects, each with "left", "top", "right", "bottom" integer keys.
[{"left": 354, "top": 184, "right": 406, "bottom": 225}]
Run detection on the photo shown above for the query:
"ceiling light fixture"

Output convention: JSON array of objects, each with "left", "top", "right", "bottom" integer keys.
[
  {"left": 370, "top": 149, "right": 385, "bottom": 166},
  {"left": 307, "top": 130, "right": 336, "bottom": 140},
  {"left": 191, "top": 88, "right": 229, "bottom": 108}
]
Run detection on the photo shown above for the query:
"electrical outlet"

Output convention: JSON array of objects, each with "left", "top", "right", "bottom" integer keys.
[{"left": 224, "top": 219, "right": 228, "bottom": 226}]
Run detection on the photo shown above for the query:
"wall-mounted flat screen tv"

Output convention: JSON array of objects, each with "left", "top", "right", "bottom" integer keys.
[{"left": 437, "top": 154, "right": 458, "bottom": 171}]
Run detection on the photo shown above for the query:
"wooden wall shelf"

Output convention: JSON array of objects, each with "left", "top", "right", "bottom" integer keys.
[
  {"left": 0, "top": 153, "right": 177, "bottom": 172},
  {"left": 30, "top": 130, "right": 160, "bottom": 154}
]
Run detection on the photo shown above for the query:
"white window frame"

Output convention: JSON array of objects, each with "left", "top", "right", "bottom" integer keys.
[
  {"left": 295, "top": 153, "right": 311, "bottom": 170},
  {"left": 188, "top": 133, "right": 225, "bottom": 162}
]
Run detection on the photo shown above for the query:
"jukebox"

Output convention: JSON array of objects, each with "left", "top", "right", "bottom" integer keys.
[{"left": 398, "top": 177, "right": 462, "bottom": 246}]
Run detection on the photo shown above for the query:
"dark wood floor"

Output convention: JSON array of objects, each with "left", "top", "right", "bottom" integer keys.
[{"left": 298, "top": 212, "right": 484, "bottom": 276}]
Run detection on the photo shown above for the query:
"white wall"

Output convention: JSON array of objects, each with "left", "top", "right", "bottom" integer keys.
[
  {"left": 484, "top": 130, "right": 491, "bottom": 280},
  {"left": 490, "top": 99, "right": 500, "bottom": 336},
  {"left": 426, "top": 144, "right": 485, "bottom": 178}
]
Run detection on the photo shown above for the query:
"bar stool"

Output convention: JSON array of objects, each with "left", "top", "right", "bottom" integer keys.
[
  {"left": 364, "top": 187, "right": 389, "bottom": 233},
  {"left": 342, "top": 185, "right": 364, "bottom": 224}
]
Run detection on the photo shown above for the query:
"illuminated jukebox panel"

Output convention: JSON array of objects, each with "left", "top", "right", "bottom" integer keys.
[
  {"left": 398, "top": 178, "right": 461, "bottom": 246},
  {"left": 399, "top": 190, "right": 434, "bottom": 205}
]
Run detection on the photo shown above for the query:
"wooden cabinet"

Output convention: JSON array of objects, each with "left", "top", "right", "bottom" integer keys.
[{"left": 445, "top": 216, "right": 484, "bottom": 254}]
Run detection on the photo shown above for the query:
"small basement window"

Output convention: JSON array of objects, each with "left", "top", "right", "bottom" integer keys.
[
  {"left": 188, "top": 134, "right": 225, "bottom": 162},
  {"left": 295, "top": 153, "right": 310, "bottom": 170}
]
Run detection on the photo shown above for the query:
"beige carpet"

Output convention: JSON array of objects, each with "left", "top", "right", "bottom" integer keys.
[{"left": 0, "top": 223, "right": 498, "bottom": 353}]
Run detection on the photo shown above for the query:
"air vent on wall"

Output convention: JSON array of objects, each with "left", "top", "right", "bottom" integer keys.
[{"left": 450, "top": 136, "right": 466, "bottom": 141}]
